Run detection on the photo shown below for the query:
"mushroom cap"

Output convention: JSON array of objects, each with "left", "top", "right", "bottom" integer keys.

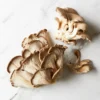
[
  {"left": 22, "top": 51, "right": 41, "bottom": 75},
  {"left": 55, "top": 7, "right": 90, "bottom": 43},
  {"left": 76, "top": 64, "right": 91, "bottom": 73},
  {"left": 24, "top": 40, "right": 44, "bottom": 53},
  {"left": 56, "top": 7, "right": 78, "bottom": 15},
  {"left": 22, "top": 49, "right": 31, "bottom": 58},
  {"left": 22, "top": 29, "right": 51, "bottom": 49},
  {"left": 41, "top": 45, "right": 67, "bottom": 80},
  {"left": 67, "top": 49, "right": 92, "bottom": 74},
  {"left": 41, "top": 53, "right": 57, "bottom": 69},
  {"left": 7, "top": 56, "right": 23, "bottom": 73},
  {"left": 48, "top": 45, "right": 67, "bottom": 68},
  {"left": 39, "top": 45, "right": 49, "bottom": 61},
  {"left": 10, "top": 69, "right": 34, "bottom": 88},
  {"left": 56, "top": 7, "right": 84, "bottom": 22},
  {"left": 31, "top": 70, "right": 52, "bottom": 87},
  {"left": 22, "top": 29, "right": 52, "bottom": 58}
]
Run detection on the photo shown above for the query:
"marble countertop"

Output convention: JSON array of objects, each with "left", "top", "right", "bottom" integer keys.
[{"left": 0, "top": 0, "right": 100, "bottom": 100}]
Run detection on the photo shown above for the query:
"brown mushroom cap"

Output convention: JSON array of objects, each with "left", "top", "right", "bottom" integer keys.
[
  {"left": 22, "top": 51, "right": 41, "bottom": 75},
  {"left": 41, "top": 45, "right": 67, "bottom": 80},
  {"left": 39, "top": 45, "right": 49, "bottom": 61},
  {"left": 67, "top": 50, "right": 92, "bottom": 74},
  {"left": 24, "top": 40, "right": 44, "bottom": 53},
  {"left": 41, "top": 53, "right": 57, "bottom": 69},
  {"left": 55, "top": 7, "right": 90, "bottom": 43},
  {"left": 22, "top": 29, "right": 51, "bottom": 49},
  {"left": 7, "top": 56, "right": 23, "bottom": 73},
  {"left": 52, "top": 67, "right": 62, "bottom": 80},
  {"left": 56, "top": 7, "right": 79, "bottom": 15},
  {"left": 10, "top": 69, "right": 34, "bottom": 88},
  {"left": 49, "top": 45, "right": 67, "bottom": 68},
  {"left": 31, "top": 69, "right": 52, "bottom": 87},
  {"left": 56, "top": 7, "right": 84, "bottom": 22},
  {"left": 41, "top": 45, "right": 67, "bottom": 69},
  {"left": 80, "top": 59, "right": 91, "bottom": 66},
  {"left": 22, "top": 29, "right": 52, "bottom": 58},
  {"left": 22, "top": 49, "right": 31, "bottom": 58},
  {"left": 76, "top": 64, "right": 91, "bottom": 73}
]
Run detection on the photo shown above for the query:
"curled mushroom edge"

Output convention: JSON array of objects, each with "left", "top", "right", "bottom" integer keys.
[
  {"left": 55, "top": 7, "right": 91, "bottom": 44},
  {"left": 67, "top": 49, "right": 92, "bottom": 74}
]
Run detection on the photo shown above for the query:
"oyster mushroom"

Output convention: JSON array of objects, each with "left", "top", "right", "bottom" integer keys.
[
  {"left": 22, "top": 29, "right": 52, "bottom": 49},
  {"left": 41, "top": 45, "right": 67, "bottom": 80},
  {"left": 22, "top": 49, "right": 31, "bottom": 59},
  {"left": 24, "top": 40, "right": 43, "bottom": 53},
  {"left": 22, "top": 29, "right": 52, "bottom": 58},
  {"left": 39, "top": 45, "right": 49, "bottom": 61},
  {"left": 31, "top": 45, "right": 66, "bottom": 86},
  {"left": 31, "top": 69, "right": 52, "bottom": 87},
  {"left": 49, "top": 45, "right": 67, "bottom": 80},
  {"left": 7, "top": 56, "right": 23, "bottom": 73},
  {"left": 22, "top": 51, "right": 41, "bottom": 75},
  {"left": 67, "top": 50, "right": 92, "bottom": 74},
  {"left": 55, "top": 7, "right": 90, "bottom": 44},
  {"left": 22, "top": 42, "right": 49, "bottom": 60},
  {"left": 10, "top": 45, "right": 66, "bottom": 88},
  {"left": 7, "top": 28, "right": 67, "bottom": 88},
  {"left": 41, "top": 53, "right": 57, "bottom": 69},
  {"left": 10, "top": 69, "right": 34, "bottom": 88},
  {"left": 49, "top": 45, "right": 67, "bottom": 66}
]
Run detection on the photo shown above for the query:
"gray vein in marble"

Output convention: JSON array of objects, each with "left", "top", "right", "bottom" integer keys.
[
  {"left": 2, "top": 12, "right": 14, "bottom": 24},
  {"left": 10, "top": 93, "right": 18, "bottom": 100},
  {"left": 9, "top": 88, "right": 20, "bottom": 100}
]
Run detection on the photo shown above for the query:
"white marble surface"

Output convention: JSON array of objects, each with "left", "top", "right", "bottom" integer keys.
[{"left": 0, "top": 0, "right": 100, "bottom": 100}]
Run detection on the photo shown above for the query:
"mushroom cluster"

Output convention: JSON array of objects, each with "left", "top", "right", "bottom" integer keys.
[
  {"left": 7, "top": 29, "right": 66, "bottom": 88},
  {"left": 7, "top": 7, "right": 93, "bottom": 88},
  {"left": 55, "top": 7, "right": 90, "bottom": 44}
]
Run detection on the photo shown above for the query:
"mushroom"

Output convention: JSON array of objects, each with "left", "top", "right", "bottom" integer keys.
[
  {"left": 67, "top": 50, "right": 92, "bottom": 74},
  {"left": 39, "top": 45, "right": 49, "bottom": 61},
  {"left": 55, "top": 7, "right": 90, "bottom": 44},
  {"left": 41, "top": 45, "right": 67, "bottom": 80},
  {"left": 41, "top": 53, "right": 57, "bottom": 69},
  {"left": 31, "top": 69, "right": 52, "bottom": 87},
  {"left": 22, "top": 51, "right": 41, "bottom": 75},
  {"left": 31, "top": 45, "right": 66, "bottom": 86},
  {"left": 7, "top": 56, "right": 23, "bottom": 73},
  {"left": 22, "top": 29, "right": 52, "bottom": 58},
  {"left": 22, "top": 49, "right": 31, "bottom": 59},
  {"left": 48, "top": 45, "right": 67, "bottom": 68},
  {"left": 10, "top": 69, "right": 34, "bottom": 88},
  {"left": 8, "top": 43, "right": 66, "bottom": 88},
  {"left": 22, "top": 29, "right": 52, "bottom": 49},
  {"left": 24, "top": 40, "right": 44, "bottom": 53}
]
